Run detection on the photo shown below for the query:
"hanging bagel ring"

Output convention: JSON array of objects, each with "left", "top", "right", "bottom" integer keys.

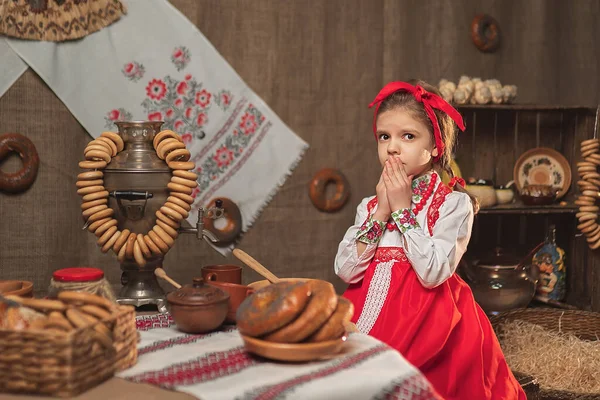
[
  {"left": 575, "top": 138, "right": 600, "bottom": 250},
  {"left": 309, "top": 168, "right": 350, "bottom": 213},
  {"left": 471, "top": 14, "right": 501, "bottom": 53},
  {"left": 203, "top": 197, "right": 242, "bottom": 245},
  {"left": 0, "top": 133, "right": 40, "bottom": 193}
]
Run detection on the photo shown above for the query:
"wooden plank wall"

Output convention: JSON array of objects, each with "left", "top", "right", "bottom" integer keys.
[
  {"left": 456, "top": 109, "right": 599, "bottom": 310},
  {"left": 1, "top": 0, "right": 599, "bottom": 302}
]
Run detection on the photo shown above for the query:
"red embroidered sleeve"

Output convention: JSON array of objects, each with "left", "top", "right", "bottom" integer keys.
[{"left": 356, "top": 216, "right": 386, "bottom": 244}]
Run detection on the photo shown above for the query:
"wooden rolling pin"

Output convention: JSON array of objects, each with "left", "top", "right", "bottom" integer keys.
[{"left": 232, "top": 248, "right": 280, "bottom": 283}]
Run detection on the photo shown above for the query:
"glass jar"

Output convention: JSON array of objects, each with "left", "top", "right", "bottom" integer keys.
[{"left": 48, "top": 267, "right": 116, "bottom": 301}]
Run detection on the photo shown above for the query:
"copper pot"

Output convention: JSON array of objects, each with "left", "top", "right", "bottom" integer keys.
[
  {"left": 166, "top": 278, "right": 229, "bottom": 333},
  {"left": 463, "top": 247, "right": 539, "bottom": 315}
]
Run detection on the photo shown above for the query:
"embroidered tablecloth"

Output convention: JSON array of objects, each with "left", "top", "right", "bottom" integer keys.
[
  {"left": 118, "top": 314, "right": 442, "bottom": 400},
  {"left": 1, "top": 0, "right": 308, "bottom": 255}
]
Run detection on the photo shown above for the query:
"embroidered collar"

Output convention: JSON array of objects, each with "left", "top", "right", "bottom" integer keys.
[{"left": 412, "top": 171, "right": 435, "bottom": 204}]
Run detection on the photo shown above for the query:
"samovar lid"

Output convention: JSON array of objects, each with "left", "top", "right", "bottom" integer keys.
[{"left": 106, "top": 121, "right": 171, "bottom": 172}]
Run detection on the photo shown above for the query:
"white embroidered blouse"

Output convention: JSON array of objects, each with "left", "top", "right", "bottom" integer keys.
[{"left": 334, "top": 176, "right": 474, "bottom": 289}]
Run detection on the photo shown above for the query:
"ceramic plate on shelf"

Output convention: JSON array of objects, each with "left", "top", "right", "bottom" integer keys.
[{"left": 513, "top": 148, "right": 571, "bottom": 199}]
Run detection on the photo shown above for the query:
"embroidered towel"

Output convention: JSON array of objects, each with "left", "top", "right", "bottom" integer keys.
[
  {"left": 4, "top": 0, "right": 308, "bottom": 255},
  {"left": 120, "top": 314, "right": 443, "bottom": 400}
]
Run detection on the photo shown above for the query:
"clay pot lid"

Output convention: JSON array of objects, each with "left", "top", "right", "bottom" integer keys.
[{"left": 167, "top": 278, "right": 229, "bottom": 306}]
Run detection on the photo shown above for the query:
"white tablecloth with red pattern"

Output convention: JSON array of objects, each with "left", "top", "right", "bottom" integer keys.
[{"left": 117, "top": 314, "right": 442, "bottom": 400}]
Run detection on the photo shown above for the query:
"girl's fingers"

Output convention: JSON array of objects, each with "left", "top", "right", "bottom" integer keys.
[
  {"left": 386, "top": 163, "right": 401, "bottom": 187},
  {"left": 394, "top": 157, "right": 409, "bottom": 184},
  {"left": 390, "top": 157, "right": 407, "bottom": 186},
  {"left": 383, "top": 170, "right": 393, "bottom": 188}
]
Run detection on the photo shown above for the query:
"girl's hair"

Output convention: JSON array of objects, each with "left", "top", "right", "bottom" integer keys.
[{"left": 376, "top": 79, "right": 479, "bottom": 213}]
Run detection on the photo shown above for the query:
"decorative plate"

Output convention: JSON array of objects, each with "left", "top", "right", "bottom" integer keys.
[
  {"left": 241, "top": 334, "right": 347, "bottom": 362},
  {"left": 513, "top": 148, "right": 571, "bottom": 199}
]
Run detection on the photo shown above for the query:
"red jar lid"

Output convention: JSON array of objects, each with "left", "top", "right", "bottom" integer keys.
[{"left": 53, "top": 267, "right": 104, "bottom": 282}]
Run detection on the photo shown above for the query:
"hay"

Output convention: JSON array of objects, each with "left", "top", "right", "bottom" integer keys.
[{"left": 498, "top": 319, "right": 600, "bottom": 394}]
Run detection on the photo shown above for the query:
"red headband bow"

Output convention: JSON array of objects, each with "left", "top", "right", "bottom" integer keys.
[{"left": 368, "top": 82, "right": 466, "bottom": 161}]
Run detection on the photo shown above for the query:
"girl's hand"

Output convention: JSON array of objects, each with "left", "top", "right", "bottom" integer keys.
[
  {"left": 374, "top": 172, "right": 391, "bottom": 221},
  {"left": 383, "top": 156, "right": 414, "bottom": 211}
]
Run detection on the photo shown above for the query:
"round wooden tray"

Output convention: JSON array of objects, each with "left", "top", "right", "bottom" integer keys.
[{"left": 240, "top": 334, "right": 347, "bottom": 362}]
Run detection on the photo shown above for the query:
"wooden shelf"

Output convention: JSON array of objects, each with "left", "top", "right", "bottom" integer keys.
[
  {"left": 456, "top": 104, "right": 594, "bottom": 111},
  {"left": 478, "top": 201, "right": 578, "bottom": 215}
]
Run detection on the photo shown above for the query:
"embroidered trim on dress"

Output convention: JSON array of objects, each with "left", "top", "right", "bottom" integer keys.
[
  {"left": 374, "top": 247, "right": 409, "bottom": 263},
  {"left": 427, "top": 184, "right": 452, "bottom": 236},
  {"left": 355, "top": 260, "right": 394, "bottom": 334},
  {"left": 390, "top": 208, "right": 420, "bottom": 233},
  {"left": 356, "top": 216, "right": 386, "bottom": 244}
]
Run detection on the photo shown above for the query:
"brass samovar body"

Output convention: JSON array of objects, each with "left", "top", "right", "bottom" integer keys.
[{"left": 102, "top": 121, "right": 221, "bottom": 312}]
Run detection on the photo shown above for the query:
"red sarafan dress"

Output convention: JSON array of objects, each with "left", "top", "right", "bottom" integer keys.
[{"left": 335, "top": 172, "right": 526, "bottom": 400}]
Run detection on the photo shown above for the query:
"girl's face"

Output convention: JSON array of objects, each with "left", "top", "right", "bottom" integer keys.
[{"left": 376, "top": 108, "right": 437, "bottom": 177}]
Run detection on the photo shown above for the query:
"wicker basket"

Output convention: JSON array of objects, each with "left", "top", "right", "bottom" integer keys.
[
  {"left": 490, "top": 308, "right": 600, "bottom": 400},
  {"left": 0, "top": 305, "right": 138, "bottom": 397}
]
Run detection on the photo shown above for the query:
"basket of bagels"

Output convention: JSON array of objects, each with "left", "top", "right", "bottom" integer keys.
[{"left": 0, "top": 291, "right": 138, "bottom": 397}]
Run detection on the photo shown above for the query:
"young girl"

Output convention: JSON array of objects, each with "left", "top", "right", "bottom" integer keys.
[{"left": 335, "top": 80, "right": 526, "bottom": 400}]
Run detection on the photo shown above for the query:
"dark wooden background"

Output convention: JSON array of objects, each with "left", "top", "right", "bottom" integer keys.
[{"left": 1, "top": 0, "right": 599, "bottom": 307}]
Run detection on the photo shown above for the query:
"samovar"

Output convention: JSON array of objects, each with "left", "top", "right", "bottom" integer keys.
[{"left": 98, "top": 121, "right": 222, "bottom": 312}]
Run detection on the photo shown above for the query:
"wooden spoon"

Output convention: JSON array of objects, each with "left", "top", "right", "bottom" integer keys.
[
  {"left": 232, "top": 248, "right": 280, "bottom": 283},
  {"left": 154, "top": 268, "right": 182, "bottom": 289}
]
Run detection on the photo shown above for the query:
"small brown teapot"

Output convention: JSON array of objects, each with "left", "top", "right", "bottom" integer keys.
[{"left": 166, "top": 278, "right": 229, "bottom": 333}]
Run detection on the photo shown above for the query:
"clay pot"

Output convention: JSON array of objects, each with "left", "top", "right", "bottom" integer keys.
[
  {"left": 465, "top": 179, "right": 497, "bottom": 208},
  {"left": 201, "top": 264, "right": 242, "bottom": 284},
  {"left": 0, "top": 280, "right": 33, "bottom": 297},
  {"left": 519, "top": 184, "right": 558, "bottom": 206},
  {"left": 206, "top": 281, "right": 254, "bottom": 323},
  {"left": 166, "top": 278, "right": 229, "bottom": 333}
]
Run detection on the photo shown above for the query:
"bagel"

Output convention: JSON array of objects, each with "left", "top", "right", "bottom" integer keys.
[
  {"left": 309, "top": 168, "right": 350, "bottom": 213},
  {"left": 471, "top": 14, "right": 501, "bottom": 53},
  {"left": 0, "top": 133, "right": 40, "bottom": 193},
  {"left": 263, "top": 280, "right": 338, "bottom": 343},
  {"left": 306, "top": 297, "right": 354, "bottom": 342},
  {"left": 236, "top": 281, "right": 312, "bottom": 337}
]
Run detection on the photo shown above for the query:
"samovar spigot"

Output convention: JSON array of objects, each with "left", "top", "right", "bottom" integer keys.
[{"left": 179, "top": 199, "right": 224, "bottom": 244}]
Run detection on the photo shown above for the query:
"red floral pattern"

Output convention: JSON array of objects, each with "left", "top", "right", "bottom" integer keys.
[
  {"left": 140, "top": 75, "right": 235, "bottom": 144},
  {"left": 195, "top": 103, "right": 266, "bottom": 195},
  {"left": 122, "top": 61, "right": 145, "bottom": 82},
  {"left": 357, "top": 217, "right": 385, "bottom": 244},
  {"left": 195, "top": 89, "right": 211, "bottom": 108},
  {"left": 104, "top": 107, "right": 133, "bottom": 128},
  {"left": 171, "top": 46, "right": 191, "bottom": 71},
  {"left": 148, "top": 111, "right": 162, "bottom": 121},
  {"left": 146, "top": 79, "right": 167, "bottom": 101},
  {"left": 213, "top": 146, "right": 235, "bottom": 168}
]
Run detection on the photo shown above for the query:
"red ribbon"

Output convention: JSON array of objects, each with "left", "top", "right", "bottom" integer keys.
[
  {"left": 448, "top": 177, "right": 466, "bottom": 188},
  {"left": 368, "top": 82, "right": 466, "bottom": 161}
]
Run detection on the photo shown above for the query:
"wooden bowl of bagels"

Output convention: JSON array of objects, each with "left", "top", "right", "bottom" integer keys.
[{"left": 237, "top": 279, "right": 354, "bottom": 362}]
